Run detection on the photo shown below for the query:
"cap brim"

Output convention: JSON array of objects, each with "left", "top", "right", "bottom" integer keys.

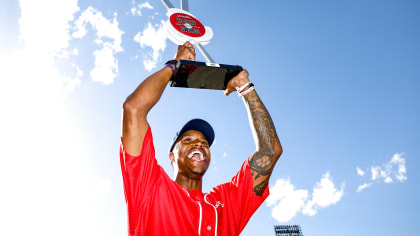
[{"left": 169, "top": 119, "right": 215, "bottom": 152}]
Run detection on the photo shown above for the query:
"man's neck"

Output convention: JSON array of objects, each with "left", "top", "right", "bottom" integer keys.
[{"left": 175, "top": 174, "right": 203, "bottom": 191}]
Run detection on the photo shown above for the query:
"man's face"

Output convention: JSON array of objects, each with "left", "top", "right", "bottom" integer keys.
[{"left": 170, "top": 130, "right": 211, "bottom": 178}]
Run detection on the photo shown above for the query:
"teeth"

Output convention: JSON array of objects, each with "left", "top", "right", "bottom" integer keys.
[{"left": 188, "top": 150, "right": 204, "bottom": 161}]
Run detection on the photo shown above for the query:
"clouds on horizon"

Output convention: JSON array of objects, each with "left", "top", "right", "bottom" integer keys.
[
  {"left": 356, "top": 152, "right": 407, "bottom": 192},
  {"left": 266, "top": 172, "right": 344, "bottom": 223},
  {"left": 302, "top": 172, "right": 345, "bottom": 216},
  {"left": 266, "top": 178, "right": 309, "bottom": 223},
  {"left": 266, "top": 152, "right": 408, "bottom": 223}
]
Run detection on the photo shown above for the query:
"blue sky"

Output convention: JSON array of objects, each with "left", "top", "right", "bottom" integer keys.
[{"left": 0, "top": 0, "right": 419, "bottom": 235}]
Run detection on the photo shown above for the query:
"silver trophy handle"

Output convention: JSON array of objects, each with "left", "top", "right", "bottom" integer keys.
[
  {"left": 181, "top": 0, "right": 189, "bottom": 11},
  {"left": 161, "top": 0, "right": 175, "bottom": 9},
  {"left": 192, "top": 40, "right": 215, "bottom": 63},
  {"left": 161, "top": 0, "right": 188, "bottom": 10}
]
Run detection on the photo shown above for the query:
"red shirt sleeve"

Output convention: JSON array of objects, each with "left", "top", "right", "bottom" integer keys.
[
  {"left": 211, "top": 159, "right": 270, "bottom": 235},
  {"left": 120, "top": 126, "right": 159, "bottom": 235}
]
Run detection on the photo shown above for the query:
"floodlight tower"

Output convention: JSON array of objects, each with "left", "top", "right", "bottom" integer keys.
[
  {"left": 161, "top": 0, "right": 215, "bottom": 63},
  {"left": 274, "top": 225, "right": 304, "bottom": 236}
]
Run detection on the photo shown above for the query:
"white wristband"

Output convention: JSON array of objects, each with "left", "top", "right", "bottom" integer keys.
[
  {"left": 237, "top": 82, "right": 252, "bottom": 93},
  {"left": 239, "top": 86, "right": 255, "bottom": 97}
]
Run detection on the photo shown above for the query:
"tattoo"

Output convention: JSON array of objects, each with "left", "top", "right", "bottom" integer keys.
[
  {"left": 254, "top": 179, "right": 269, "bottom": 196},
  {"left": 249, "top": 151, "right": 273, "bottom": 179},
  {"left": 244, "top": 90, "right": 280, "bottom": 196}
]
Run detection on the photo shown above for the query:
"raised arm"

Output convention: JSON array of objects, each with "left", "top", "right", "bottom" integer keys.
[
  {"left": 225, "top": 70, "right": 282, "bottom": 196},
  {"left": 122, "top": 42, "right": 196, "bottom": 156}
]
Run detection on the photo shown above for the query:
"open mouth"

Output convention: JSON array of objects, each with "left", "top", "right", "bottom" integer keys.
[{"left": 187, "top": 149, "right": 205, "bottom": 162}]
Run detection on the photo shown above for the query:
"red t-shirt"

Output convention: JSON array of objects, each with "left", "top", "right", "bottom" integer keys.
[{"left": 120, "top": 126, "right": 269, "bottom": 236}]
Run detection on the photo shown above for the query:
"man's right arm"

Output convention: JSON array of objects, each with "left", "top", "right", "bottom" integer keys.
[
  {"left": 122, "top": 41, "right": 196, "bottom": 157},
  {"left": 122, "top": 67, "right": 171, "bottom": 156}
]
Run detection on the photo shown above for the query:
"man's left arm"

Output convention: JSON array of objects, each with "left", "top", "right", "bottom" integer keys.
[{"left": 225, "top": 70, "right": 283, "bottom": 196}]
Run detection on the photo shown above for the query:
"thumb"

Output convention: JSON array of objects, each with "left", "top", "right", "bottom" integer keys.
[{"left": 224, "top": 88, "right": 234, "bottom": 96}]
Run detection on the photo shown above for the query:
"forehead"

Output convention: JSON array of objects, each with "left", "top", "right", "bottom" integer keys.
[{"left": 179, "top": 130, "right": 207, "bottom": 140}]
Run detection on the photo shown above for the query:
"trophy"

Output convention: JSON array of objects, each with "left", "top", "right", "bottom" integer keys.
[{"left": 161, "top": 0, "right": 243, "bottom": 90}]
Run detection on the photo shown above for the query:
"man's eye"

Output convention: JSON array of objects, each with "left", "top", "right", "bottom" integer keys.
[
  {"left": 183, "top": 138, "right": 192, "bottom": 143},
  {"left": 202, "top": 141, "right": 209, "bottom": 146}
]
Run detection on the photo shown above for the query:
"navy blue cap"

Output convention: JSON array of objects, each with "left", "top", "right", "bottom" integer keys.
[{"left": 169, "top": 118, "right": 215, "bottom": 152}]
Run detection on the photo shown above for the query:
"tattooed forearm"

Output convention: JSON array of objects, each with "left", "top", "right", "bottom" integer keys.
[
  {"left": 253, "top": 178, "right": 269, "bottom": 196},
  {"left": 243, "top": 90, "right": 282, "bottom": 196},
  {"left": 245, "top": 91, "right": 278, "bottom": 150}
]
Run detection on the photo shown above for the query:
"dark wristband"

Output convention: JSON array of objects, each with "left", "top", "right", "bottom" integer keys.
[
  {"left": 165, "top": 60, "right": 178, "bottom": 67},
  {"left": 165, "top": 64, "right": 175, "bottom": 72}
]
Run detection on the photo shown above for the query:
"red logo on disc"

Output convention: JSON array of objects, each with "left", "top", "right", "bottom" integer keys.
[{"left": 169, "top": 13, "right": 206, "bottom": 38}]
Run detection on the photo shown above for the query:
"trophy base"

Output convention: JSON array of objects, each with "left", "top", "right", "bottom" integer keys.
[{"left": 170, "top": 60, "right": 243, "bottom": 90}]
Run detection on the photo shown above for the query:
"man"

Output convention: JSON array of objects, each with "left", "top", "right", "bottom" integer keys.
[{"left": 120, "top": 41, "right": 282, "bottom": 236}]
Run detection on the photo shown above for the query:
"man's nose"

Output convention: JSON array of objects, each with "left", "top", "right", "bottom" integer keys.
[{"left": 192, "top": 140, "right": 203, "bottom": 147}]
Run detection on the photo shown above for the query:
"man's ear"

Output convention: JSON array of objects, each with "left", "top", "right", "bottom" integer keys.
[{"left": 169, "top": 152, "right": 175, "bottom": 163}]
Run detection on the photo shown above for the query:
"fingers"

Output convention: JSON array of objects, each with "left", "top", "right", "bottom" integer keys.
[
  {"left": 238, "top": 69, "right": 249, "bottom": 78},
  {"left": 184, "top": 41, "right": 196, "bottom": 60},
  {"left": 183, "top": 41, "right": 194, "bottom": 48},
  {"left": 175, "top": 41, "right": 196, "bottom": 61},
  {"left": 186, "top": 47, "right": 195, "bottom": 60},
  {"left": 224, "top": 68, "right": 250, "bottom": 96}
]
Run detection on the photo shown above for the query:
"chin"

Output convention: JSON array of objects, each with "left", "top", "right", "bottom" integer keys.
[{"left": 191, "top": 168, "right": 207, "bottom": 176}]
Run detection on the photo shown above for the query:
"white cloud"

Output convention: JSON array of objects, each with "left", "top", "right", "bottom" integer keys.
[
  {"left": 267, "top": 173, "right": 344, "bottom": 223},
  {"left": 62, "top": 64, "right": 83, "bottom": 93},
  {"left": 266, "top": 179, "right": 308, "bottom": 223},
  {"left": 223, "top": 151, "right": 228, "bottom": 158},
  {"left": 302, "top": 172, "right": 344, "bottom": 216},
  {"left": 73, "top": 7, "right": 124, "bottom": 84},
  {"left": 134, "top": 20, "right": 167, "bottom": 71},
  {"left": 0, "top": 1, "right": 119, "bottom": 235},
  {"left": 371, "top": 166, "right": 379, "bottom": 180},
  {"left": 370, "top": 153, "right": 407, "bottom": 183},
  {"left": 356, "top": 167, "right": 364, "bottom": 176},
  {"left": 0, "top": 34, "right": 90, "bottom": 236},
  {"left": 131, "top": 2, "right": 154, "bottom": 16},
  {"left": 355, "top": 152, "right": 407, "bottom": 194},
  {"left": 18, "top": 0, "right": 79, "bottom": 54},
  {"left": 143, "top": 58, "right": 159, "bottom": 72},
  {"left": 15, "top": 0, "right": 82, "bottom": 94},
  {"left": 356, "top": 182, "right": 372, "bottom": 192},
  {"left": 91, "top": 42, "right": 119, "bottom": 85},
  {"left": 390, "top": 153, "right": 407, "bottom": 182}
]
